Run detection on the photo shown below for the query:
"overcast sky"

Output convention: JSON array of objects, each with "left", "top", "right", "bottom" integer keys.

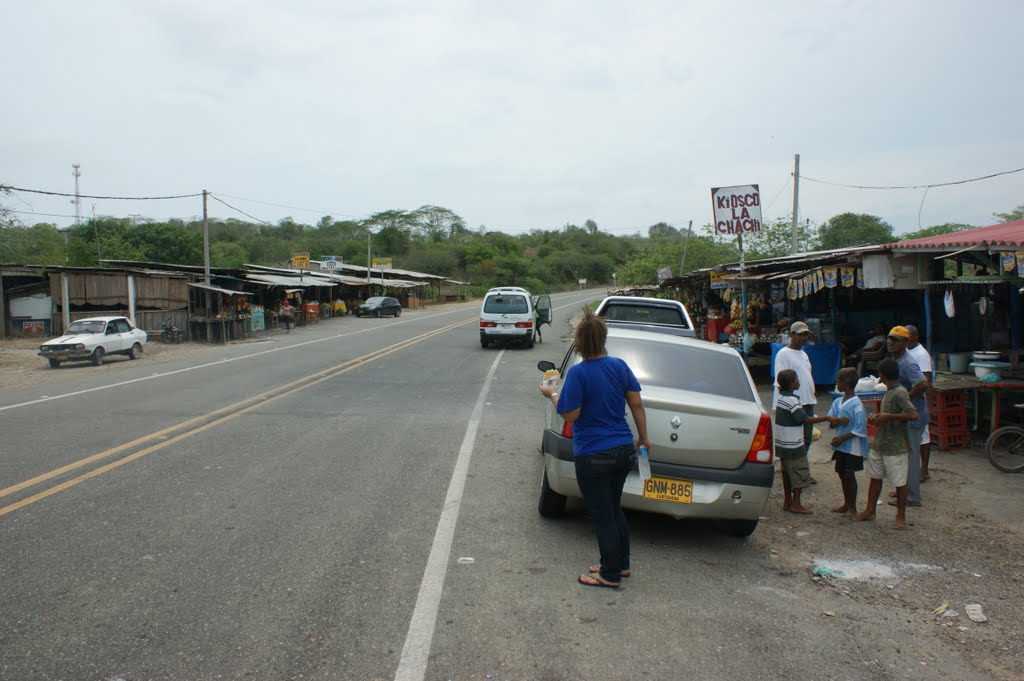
[{"left": 3, "top": 0, "right": 1022, "bottom": 236}]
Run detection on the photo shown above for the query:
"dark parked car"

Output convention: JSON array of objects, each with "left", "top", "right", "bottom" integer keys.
[{"left": 355, "top": 296, "right": 402, "bottom": 318}]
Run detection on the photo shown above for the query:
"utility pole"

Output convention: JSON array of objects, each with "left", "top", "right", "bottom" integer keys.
[
  {"left": 71, "top": 163, "right": 82, "bottom": 226},
  {"left": 679, "top": 220, "right": 693, "bottom": 276},
  {"left": 366, "top": 229, "right": 372, "bottom": 287},
  {"left": 790, "top": 153, "right": 800, "bottom": 254},
  {"left": 202, "top": 190, "right": 211, "bottom": 285}
]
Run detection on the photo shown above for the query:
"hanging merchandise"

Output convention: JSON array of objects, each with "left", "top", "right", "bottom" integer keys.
[
  {"left": 840, "top": 266, "right": 855, "bottom": 287},
  {"left": 788, "top": 279, "right": 798, "bottom": 300},
  {"left": 823, "top": 267, "right": 837, "bottom": 288},
  {"left": 815, "top": 269, "right": 825, "bottom": 290},
  {"left": 1001, "top": 252, "right": 1016, "bottom": 272},
  {"left": 856, "top": 268, "right": 865, "bottom": 289},
  {"left": 806, "top": 273, "right": 815, "bottom": 294},
  {"left": 944, "top": 290, "right": 955, "bottom": 318},
  {"left": 797, "top": 277, "right": 805, "bottom": 298},
  {"left": 1016, "top": 251, "right": 1024, "bottom": 277}
]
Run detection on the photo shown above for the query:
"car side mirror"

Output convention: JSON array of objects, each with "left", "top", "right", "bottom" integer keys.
[{"left": 537, "top": 360, "right": 556, "bottom": 372}]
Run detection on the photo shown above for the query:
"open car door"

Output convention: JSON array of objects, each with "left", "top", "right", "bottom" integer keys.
[{"left": 536, "top": 294, "right": 553, "bottom": 326}]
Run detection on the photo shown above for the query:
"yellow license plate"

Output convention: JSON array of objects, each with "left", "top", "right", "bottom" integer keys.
[{"left": 643, "top": 476, "right": 693, "bottom": 504}]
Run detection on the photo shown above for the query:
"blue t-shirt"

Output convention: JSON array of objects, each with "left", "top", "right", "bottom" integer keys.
[
  {"left": 556, "top": 356, "right": 641, "bottom": 456},
  {"left": 827, "top": 395, "right": 869, "bottom": 457},
  {"left": 896, "top": 351, "right": 929, "bottom": 428}
]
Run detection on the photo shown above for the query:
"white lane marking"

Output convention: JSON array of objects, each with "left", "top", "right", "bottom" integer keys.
[
  {"left": 393, "top": 350, "right": 504, "bottom": 681},
  {"left": 0, "top": 292, "right": 599, "bottom": 414}
]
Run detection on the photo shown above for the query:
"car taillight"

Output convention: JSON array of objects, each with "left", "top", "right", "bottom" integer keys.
[
  {"left": 515, "top": 321, "right": 533, "bottom": 328},
  {"left": 560, "top": 420, "right": 574, "bottom": 438},
  {"left": 745, "top": 413, "right": 773, "bottom": 464},
  {"left": 480, "top": 321, "right": 497, "bottom": 328}
]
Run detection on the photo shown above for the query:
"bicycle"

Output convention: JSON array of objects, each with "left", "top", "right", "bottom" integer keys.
[
  {"left": 159, "top": 318, "right": 186, "bottom": 344},
  {"left": 984, "top": 405, "right": 1024, "bottom": 472}
]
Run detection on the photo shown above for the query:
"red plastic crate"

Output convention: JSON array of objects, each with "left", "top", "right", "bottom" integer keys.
[
  {"left": 931, "top": 390, "right": 965, "bottom": 412},
  {"left": 928, "top": 425, "right": 968, "bottom": 450},
  {"left": 929, "top": 408, "right": 968, "bottom": 430}
]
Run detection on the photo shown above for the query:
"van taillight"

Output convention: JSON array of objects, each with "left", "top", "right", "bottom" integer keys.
[
  {"left": 745, "top": 413, "right": 773, "bottom": 464},
  {"left": 480, "top": 321, "right": 497, "bottom": 328},
  {"left": 515, "top": 321, "right": 533, "bottom": 328},
  {"left": 560, "top": 420, "right": 574, "bottom": 438}
]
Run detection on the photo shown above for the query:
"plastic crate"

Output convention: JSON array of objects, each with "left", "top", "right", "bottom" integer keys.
[
  {"left": 931, "top": 390, "right": 965, "bottom": 412},
  {"left": 929, "top": 408, "right": 968, "bottom": 430},
  {"left": 928, "top": 425, "right": 968, "bottom": 450}
]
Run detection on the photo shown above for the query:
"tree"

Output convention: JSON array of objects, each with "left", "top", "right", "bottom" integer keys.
[
  {"left": 994, "top": 203, "right": 1024, "bottom": 223},
  {"left": 818, "top": 213, "right": 894, "bottom": 249},
  {"left": 411, "top": 205, "right": 466, "bottom": 243},
  {"left": 740, "top": 218, "right": 819, "bottom": 259},
  {"left": 647, "top": 222, "right": 680, "bottom": 240},
  {"left": 897, "top": 222, "right": 974, "bottom": 241}
]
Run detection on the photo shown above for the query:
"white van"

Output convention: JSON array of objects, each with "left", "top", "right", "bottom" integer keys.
[{"left": 479, "top": 287, "right": 550, "bottom": 349}]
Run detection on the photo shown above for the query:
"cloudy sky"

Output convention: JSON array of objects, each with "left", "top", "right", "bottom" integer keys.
[{"left": 3, "top": 0, "right": 1022, "bottom": 236}]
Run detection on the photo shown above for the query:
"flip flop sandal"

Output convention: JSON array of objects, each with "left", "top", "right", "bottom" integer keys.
[
  {"left": 578, "top": 574, "right": 620, "bottom": 588},
  {"left": 589, "top": 565, "right": 630, "bottom": 578}
]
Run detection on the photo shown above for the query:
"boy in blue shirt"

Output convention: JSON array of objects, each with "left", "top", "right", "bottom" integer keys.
[{"left": 826, "top": 367, "right": 869, "bottom": 516}]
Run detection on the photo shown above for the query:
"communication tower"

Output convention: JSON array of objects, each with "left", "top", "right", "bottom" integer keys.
[{"left": 71, "top": 163, "right": 82, "bottom": 225}]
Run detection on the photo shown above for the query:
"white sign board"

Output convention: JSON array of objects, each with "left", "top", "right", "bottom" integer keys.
[
  {"left": 711, "top": 184, "right": 762, "bottom": 237},
  {"left": 578, "top": 279, "right": 587, "bottom": 285}
]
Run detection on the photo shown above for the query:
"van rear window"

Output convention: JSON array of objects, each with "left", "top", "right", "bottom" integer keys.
[{"left": 484, "top": 295, "right": 528, "bottom": 314}]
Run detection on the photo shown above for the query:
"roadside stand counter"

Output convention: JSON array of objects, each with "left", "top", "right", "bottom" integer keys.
[
  {"left": 932, "top": 373, "right": 1024, "bottom": 432},
  {"left": 770, "top": 342, "right": 842, "bottom": 386}
]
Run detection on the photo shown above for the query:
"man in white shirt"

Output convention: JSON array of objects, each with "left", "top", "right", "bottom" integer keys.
[
  {"left": 906, "top": 325, "right": 934, "bottom": 482},
  {"left": 774, "top": 321, "right": 817, "bottom": 462}
]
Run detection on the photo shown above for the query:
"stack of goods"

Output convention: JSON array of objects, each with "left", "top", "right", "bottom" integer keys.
[{"left": 929, "top": 389, "right": 967, "bottom": 450}]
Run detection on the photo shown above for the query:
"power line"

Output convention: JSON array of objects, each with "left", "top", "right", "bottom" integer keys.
[
  {"left": 801, "top": 164, "right": 1024, "bottom": 190},
  {"left": 208, "top": 193, "right": 273, "bottom": 226},
  {"left": 0, "top": 185, "right": 202, "bottom": 200},
  {"left": 212, "top": 192, "right": 363, "bottom": 220}
]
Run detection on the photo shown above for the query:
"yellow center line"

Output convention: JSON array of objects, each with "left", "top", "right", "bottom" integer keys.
[{"left": 0, "top": 320, "right": 470, "bottom": 516}]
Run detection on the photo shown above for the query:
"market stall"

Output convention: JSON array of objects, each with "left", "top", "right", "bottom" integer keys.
[{"left": 187, "top": 283, "right": 255, "bottom": 343}]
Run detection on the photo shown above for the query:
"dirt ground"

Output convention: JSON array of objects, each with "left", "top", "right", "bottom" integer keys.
[
  {"left": 754, "top": 382, "right": 1024, "bottom": 681},
  {"left": 2, "top": 334, "right": 1022, "bottom": 678},
  {"left": 0, "top": 334, "right": 228, "bottom": 391}
]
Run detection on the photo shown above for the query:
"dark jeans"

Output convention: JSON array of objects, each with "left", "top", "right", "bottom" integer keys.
[
  {"left": 282, "top": 315, "right": 293, "bottom": 331},
  {"left": 574, "top": 444, "right": 634, "bottom": 583}
]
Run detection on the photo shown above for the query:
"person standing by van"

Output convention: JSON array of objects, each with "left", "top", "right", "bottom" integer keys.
[
  {"left": 539, "top": 308, "right": 651, "bottom": 588},
  {"left": 532, "top": 297, "right": 542, "bottom": 343}
]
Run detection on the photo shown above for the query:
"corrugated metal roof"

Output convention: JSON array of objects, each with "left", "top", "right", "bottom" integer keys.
[
  {"left": 244, "top": 273, "right": 337, "bottom": 287},
  {"left": 188, "top": 283, "right": 254, "bottom": 296},
  {"left": 889, "top": 220, "right": 1024, "bottom": 251}
]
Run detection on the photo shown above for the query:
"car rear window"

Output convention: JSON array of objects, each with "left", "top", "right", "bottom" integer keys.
[
  {"left": 601, "top": 303, "right": 688, "bottom": 327},
  {"left": 484, "top": 295, "right": 528, "bottom": 314},
  {"left": 606, "top": 337, "right": 754, "bottom": 401}
]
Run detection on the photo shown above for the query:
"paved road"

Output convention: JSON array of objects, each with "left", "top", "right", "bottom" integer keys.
[{"left": 0, "top": 292, "right": 996, "bottom": 680}]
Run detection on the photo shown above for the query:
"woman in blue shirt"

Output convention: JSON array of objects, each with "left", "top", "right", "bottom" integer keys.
[{"left": 540, "top": 308, "right": 651, "bottom": 587}]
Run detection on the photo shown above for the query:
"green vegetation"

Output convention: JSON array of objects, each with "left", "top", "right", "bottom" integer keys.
[{"left": 1, "top": 189, "right": 1020, "bottom": 289}]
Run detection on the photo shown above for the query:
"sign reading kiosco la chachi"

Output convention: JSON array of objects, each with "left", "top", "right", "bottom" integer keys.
[{"left": 711, "top": 184, "right": 763, "bottom": 237}]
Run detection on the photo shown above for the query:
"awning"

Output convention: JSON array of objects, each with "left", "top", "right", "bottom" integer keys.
[
  {"left": 245, "top": 274, "right": 336, "bottom": 288},
  {"left": 188, "top": 282, "right": 254, "bottom": 296},
  {"left": 888, "top": 219, "right": 1024, "bottom": 252}
]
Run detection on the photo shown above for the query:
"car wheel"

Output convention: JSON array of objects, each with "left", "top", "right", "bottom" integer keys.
[
  {"left": 91, "top": 347, "right": 106, "bottom": 366},
  {"left": 129, "top": 343, "right": 143, "bottom": 360},
  {"left": 538, "top": 469, "right": 567, "bottom": 517},
  {"left": 480, "top": 338, "right": 489, "bottom": 349},
  {"left": 717, "top": 518, "right": 759, "bottom": 538},
  {"left": 395, "top": 308, "right": 401, "bottom": 317},
  {"left": 375, "top": 310, "right": 381, "bottom": 318},
  {"left": 47, "top": 358, "right": 61, "bottom": 368},
  {"left": 526, "top": 338, "right": 535, "bottom": 349}
]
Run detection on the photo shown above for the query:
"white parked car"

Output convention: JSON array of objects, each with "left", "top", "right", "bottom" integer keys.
[
  {"left": 594, "top": 295, "right": 696, "bottom": 337},
  {"left": 536, "top": 327, "right": 772, "bottom": 537},
  {"left": 38, "top": 316, "right": 147, "bottom": 368}
]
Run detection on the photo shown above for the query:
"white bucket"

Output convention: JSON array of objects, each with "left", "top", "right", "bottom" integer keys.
[{"left": 949, "top": 353, "right": 970, "bottom": 373}]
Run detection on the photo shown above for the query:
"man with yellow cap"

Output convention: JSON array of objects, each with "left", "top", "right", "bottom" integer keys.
[{"left": 886, "top": 325, "right": 931, "bottom": 508}]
